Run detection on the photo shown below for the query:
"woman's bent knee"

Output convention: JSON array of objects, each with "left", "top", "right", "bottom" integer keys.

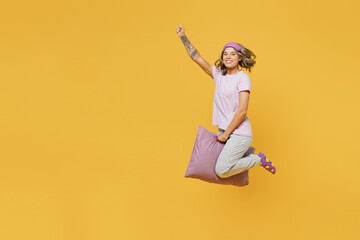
[{"left": 215, "top": 164, "right": 228, "bottom": 178}]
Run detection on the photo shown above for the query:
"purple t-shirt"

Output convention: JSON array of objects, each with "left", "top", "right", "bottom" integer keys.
[{"left": 211, "top": 66, "right": 253, "bottom": 137}]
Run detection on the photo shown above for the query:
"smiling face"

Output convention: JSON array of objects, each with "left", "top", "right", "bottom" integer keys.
[{"left": 222, "top": 47, "right": 241, "bottom": 68}]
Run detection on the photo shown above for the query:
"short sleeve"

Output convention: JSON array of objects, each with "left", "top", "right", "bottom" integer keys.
[
  {"left": 211, "top": 66, "right": 221, "bottom": 82},
  {"left": 237, "top": 74, "right": 252, "bottom": 93}
]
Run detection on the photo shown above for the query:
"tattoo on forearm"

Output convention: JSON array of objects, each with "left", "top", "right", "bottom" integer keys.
[
  {"left": 181, "top": 35, "right": 198, "bottom": 60},
  {"left": 180, "top": 35, "right": 191, "bottom": 50},
  {"left": 190, "top": 49, "right": 198, "bottom": 60}
]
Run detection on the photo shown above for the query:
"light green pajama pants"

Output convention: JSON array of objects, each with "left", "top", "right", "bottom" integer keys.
[{"left": 215, "top": 128, "right": 261, "bottom": 178}]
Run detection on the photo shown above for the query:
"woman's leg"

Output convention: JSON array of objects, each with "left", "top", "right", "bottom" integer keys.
[{"left": 215, "top": 128, "right": 261, "bottom": 178}]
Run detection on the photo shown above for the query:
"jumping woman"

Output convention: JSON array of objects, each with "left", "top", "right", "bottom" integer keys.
[{"left": 176, "top": 24, "right": 276, "bottom": 177}]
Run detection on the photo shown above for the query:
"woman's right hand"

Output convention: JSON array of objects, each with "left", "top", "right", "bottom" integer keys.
[{"left": 176, "top": 24, "right": 185, "bottom": 37}]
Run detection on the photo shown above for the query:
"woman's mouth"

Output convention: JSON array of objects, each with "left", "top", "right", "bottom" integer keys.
[{"left": 225, "top": 60, "right": 233, "bottom": 64}]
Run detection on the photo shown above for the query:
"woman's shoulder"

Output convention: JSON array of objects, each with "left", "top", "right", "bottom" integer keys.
[
  {"left": 238, "top": 70, "right": 251, "bottom": 80},
  {"left": 212, "top": 66, "right": 223, "bottom": 80}
]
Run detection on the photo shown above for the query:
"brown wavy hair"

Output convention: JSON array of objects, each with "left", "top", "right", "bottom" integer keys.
[{"left": 214, "top": 42, "right": 256, "bottom": 75}]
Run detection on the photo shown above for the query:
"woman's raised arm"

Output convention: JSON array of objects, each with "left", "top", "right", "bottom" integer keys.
[{"left": 176, "top": 24, "right": 213, "bottom": 78}]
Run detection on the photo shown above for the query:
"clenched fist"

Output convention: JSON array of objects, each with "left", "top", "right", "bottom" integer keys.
[
  {"left": 176, "top": 24, "right": 185, "bottom": 37},
  {"left": 217, "top": 132, "right": 230, "bottom": 143}
]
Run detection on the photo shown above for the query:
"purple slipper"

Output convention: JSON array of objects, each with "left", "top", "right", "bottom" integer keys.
[{"left": 258, "top": 152, "right": 276, "bottom": 174}]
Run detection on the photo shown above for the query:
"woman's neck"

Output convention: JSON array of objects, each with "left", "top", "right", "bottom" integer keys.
[{"left": 226, "top": 67, "right": 240, "bottom": 75}]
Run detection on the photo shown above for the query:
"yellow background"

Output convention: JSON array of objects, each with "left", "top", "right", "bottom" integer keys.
[{"left": 0, "top": 0, "right": 359, "bottom": 239}]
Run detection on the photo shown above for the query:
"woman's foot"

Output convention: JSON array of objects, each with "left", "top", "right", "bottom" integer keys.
[{"left": 258, "top": 152, "right": 276, "bottom": 174}]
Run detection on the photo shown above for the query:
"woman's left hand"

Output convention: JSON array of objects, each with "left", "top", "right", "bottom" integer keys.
[{"left": 217, "top": 132, "right": 230, "bottom": 143}]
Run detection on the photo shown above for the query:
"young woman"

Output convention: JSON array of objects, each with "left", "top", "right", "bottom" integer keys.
[{"left": 176, "top": 24, "right": 276, "bottom": 177}]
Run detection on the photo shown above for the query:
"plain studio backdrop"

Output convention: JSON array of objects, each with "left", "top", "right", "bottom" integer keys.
[{"left": 0, "top": 0, "right": 359, "bottom": 239}]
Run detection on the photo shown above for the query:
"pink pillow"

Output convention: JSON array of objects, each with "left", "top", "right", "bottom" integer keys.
[{"left": 185, "top": 125, "right": 255, "bottom": 187}]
